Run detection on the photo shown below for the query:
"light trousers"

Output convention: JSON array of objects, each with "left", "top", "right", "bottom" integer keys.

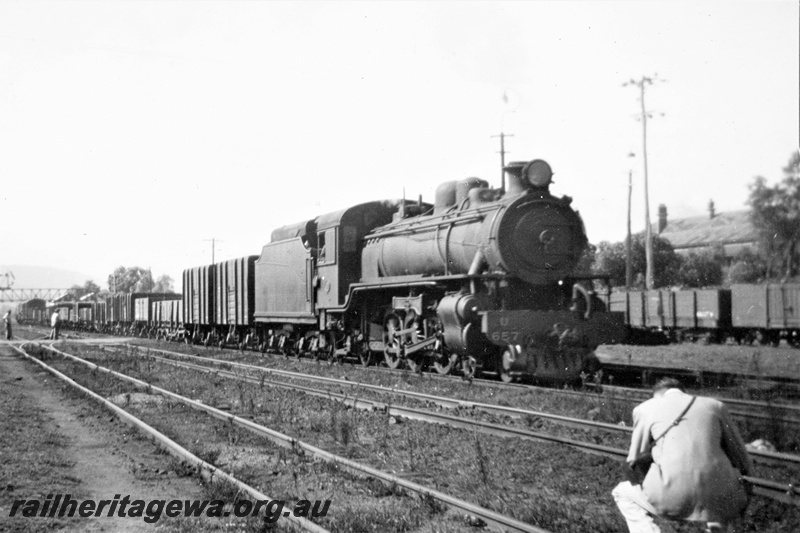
[{"left": 612, "top": 481, "right": 729, "bottom": 533}]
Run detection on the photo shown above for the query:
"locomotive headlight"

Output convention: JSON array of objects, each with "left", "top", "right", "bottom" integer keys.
[{"left": 523, "top": 159, "right": 553, "bottom": 188}]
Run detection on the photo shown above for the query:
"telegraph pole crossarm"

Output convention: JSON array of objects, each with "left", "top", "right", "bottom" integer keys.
[{"left": 203, "top": 238, "right": 224, "bottom": 265}]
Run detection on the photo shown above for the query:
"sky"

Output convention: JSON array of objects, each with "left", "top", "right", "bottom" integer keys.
[{"left": 1, "top": 1, "right": 797, "bottom": 291}]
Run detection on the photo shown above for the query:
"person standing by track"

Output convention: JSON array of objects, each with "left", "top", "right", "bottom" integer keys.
[
  {"left": 612, "top": 377, "right": 752, "bottom": 533},
  {"left": 50, "top": 309, "right": 61, "bottom": 340},
  {"left": 3, "top": 309, "right": 11, "bottom": 340}
]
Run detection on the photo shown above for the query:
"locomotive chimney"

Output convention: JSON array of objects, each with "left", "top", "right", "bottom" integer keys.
[
  {"left": 658, "top": 204, "right": 667, "bottom": 234},
  {"left": 708, "top": 199, "right": 715, "bottom": 219},
  {"left": 503, "top": 161, "right": 527, "bottom": 196}
]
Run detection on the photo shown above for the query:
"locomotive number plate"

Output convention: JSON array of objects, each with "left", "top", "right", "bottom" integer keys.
[{"left": 490, "top": 331, "right": 520, "bottom": 343}]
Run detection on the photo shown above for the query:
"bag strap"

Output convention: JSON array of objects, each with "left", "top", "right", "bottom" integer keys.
[{"left": 652, "top": 395, "right": 696, "bottom": 444}]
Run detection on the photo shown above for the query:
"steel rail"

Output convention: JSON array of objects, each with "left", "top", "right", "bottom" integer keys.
[
  {"left": 598, "top": 384, "right": 800, "bottom": 418},
  {"left": 118, "top": 337, "right": 800, "bottom": 426},
  {"left": 137, "top": 351, "right": 626, "bottom": 455},
  {"left": 119, "top": 344, "right": 800, "bottom": 468},
  {"left": 105, "top": 348, "right": 800, "bottom": 506},
  {"left": 10, "top": 344, "right": 329, "bottom": 533},
  {"left": 29, "top": 323, "right": 800, "bottom": 420},
  {"left": 120, "top": 344, "right": 627, "bottom": 431},
  {"left": 36, "top": 343, "right": 552, "bottom": 533}
]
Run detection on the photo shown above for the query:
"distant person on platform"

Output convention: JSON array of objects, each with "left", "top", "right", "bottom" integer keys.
[
  {"left": 3, "top": 309, "right": 11, "bottom": 340},
  {"left": 612, "top": 377, "right": 752, "bottom": 533},
  {"left": 50, "top": 309, "right": 61, "bottom": 340}
]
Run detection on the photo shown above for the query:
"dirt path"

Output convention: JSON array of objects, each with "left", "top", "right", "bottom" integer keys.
[{"left": 0, "top": 343, "right": 206, "bottom": 532}]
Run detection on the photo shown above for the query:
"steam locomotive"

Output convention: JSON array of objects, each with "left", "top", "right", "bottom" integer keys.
[{"left": 183, "top": 159, "right": 626, "bottom": 381}]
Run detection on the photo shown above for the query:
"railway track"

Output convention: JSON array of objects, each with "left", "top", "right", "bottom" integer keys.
[
  {"left": 111, "top": 344, "right": 800, "bottom": 471},
  {"left": 24, "top": 323, "right": 800, "bottom": 417},
  {"left": 118, "top": 337, "right": 800, "bottom": 434},
  {"left": 34, "top": 340, "right": 800, "bottom": 507},
  {"left": 18, "top": 341, "right": 556, "bottom": 533},
  {"left": 594, "top": 383, "right": 800, "bottom": 425},
  {"left": 20, "top": 325, "right": 800, "bottom": 436},
  {"left": 9, "top": 343, "right": 330, "bottom": 533}
]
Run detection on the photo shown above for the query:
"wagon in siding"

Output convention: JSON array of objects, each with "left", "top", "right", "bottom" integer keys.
[
  {"left": 133, "top": 293, "right": 182, "bottom": 337},
  {"left": 106, "top": 292, "right": 180, "bottom": 336},
  {"left": 152, "top": 297, "right": 184, "bottom": 340},
  {"left": 672, "top": 289, "right": 732, "bottom": 342},
  {"left": 732, "top": 283, "right": 800, "bottom": 346},
  {"left": 75, "top": 301, "right": 101, "bottom": 331},
  {"left": 214, "top": 256, "right": 258, "bottom": 349},
  {"left": 182, "top": 265, "right": 215, "bottom": 345},
  {"left": 16, "top": 298, "right": 48, "bottom": 325}
]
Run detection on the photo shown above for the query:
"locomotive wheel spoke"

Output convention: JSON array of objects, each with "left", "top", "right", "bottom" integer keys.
[
  {"left": 359, "top": 347, "right": 373, "bottom": 367},
  {"left": 433, "top": 353, "right": 457, "bottom": 375},
  {"left": 384, "top": 346, "right": 402, "bottom": 369},
  {"left": 383, "top": 313, "right": 403, "bottom": 369}
]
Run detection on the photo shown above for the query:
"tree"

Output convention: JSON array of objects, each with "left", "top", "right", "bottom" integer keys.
[
  {"left": 69, "top": 280, "right": 102, "bottom": 299},
  {"left": 747, "top": 152, "right": 800, "bottom": 279},
  {"left": 593, "top": 233, "right": 683, "bottom": 288},
  {"left": 108, "top": 267, "right": 176, "bottom": 293},
  {"left": 675, "top": 248, "right": 724, "bottom": 288},
  {"left": 574, "top": 243, "right": 597, "bottom": 274},
  {"left": 593, "top": 240, "right": 627, "bottom": 287},
  {"left": 153, "top": 275, "right": 174, "bottom": 293},
  {"left": 728, "top": 248, "right": 767, "bottom": 284},
  {"left": 108, "top": 266, "right": 152, "bottom": 293}
]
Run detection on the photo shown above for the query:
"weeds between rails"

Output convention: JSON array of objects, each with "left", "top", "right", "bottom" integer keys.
[
  {"left": 25, "top": 320, "right": 800, "bottom": 456},
  {"left": 31, "top": 344, "right": 561, "bottom": 532},
  {"left": 27, "top": 342, "right": 800, "bottom": 533},
  {"left": 117, "top": 337, "right": 800, "bottom": 457}
]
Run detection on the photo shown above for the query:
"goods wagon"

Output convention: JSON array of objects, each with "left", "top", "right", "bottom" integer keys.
[
  {"left": 16, "top": 298, "right": 47, "bottom": 325},
  {"left": 182, "top": 265, "right": 215, "bottom": 344},
  {"left": 615, "top": 285, "right": 799, "bottom": 347},
  {"left": 152, "top": 298, "right": 183, "bottom": 340},
  {"left": 215, "top": 256, "right": 258, "bottom": 347},
  {"left": 732, "top": 283, "right": 800, "bottom": 346},
  {"left": 107, "top": 292, "right": 180, "bottom": 335}
]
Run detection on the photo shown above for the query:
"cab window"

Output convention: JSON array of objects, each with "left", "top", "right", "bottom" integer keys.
[{"left": 318, "top": 228, "right": 336, "bottom": 265}]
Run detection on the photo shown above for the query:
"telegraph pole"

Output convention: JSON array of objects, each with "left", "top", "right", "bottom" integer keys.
[
  {"left": 491, "top": 132, "right": 514, "bottom": 193},
  {"left": 626, "top": 168, "right": 633, "bottom": 289},
  {"left": 204, "top": 238, "right": 223, "bottom": 265},
  {"left": 623, "top": 76, "right": 661, "bottom": 290}
]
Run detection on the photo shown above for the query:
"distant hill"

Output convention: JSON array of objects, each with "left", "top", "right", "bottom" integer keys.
[{"left": 0, "top": 265, "right": 100, "bottom": 289}]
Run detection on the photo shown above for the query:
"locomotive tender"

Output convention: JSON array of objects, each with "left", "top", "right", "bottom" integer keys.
[{"left": 184, "top": 158, "right": 626, "bottom": 381}]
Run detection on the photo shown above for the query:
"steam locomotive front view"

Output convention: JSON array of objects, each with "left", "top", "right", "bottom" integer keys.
[{"left": 355, "top": 159, "right": 625, "bottom": 381}]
